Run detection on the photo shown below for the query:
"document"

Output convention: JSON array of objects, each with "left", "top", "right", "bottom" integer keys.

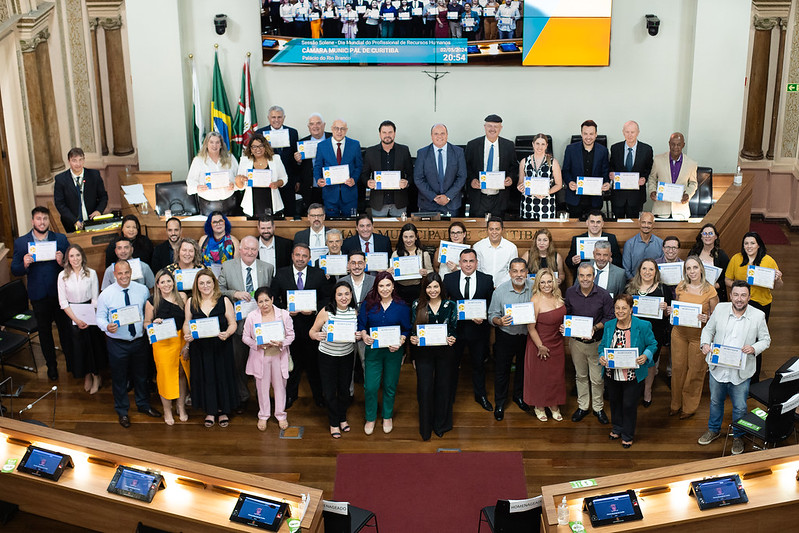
[
  {"left": 175, "top": 268, "right": 200, "bottom": 291},
  {"left": 248, "top": 168, "right": 273, "bottom": 188},
  {"left": 447, "top": 10, "right": 458, "bottom": 19},
  {"left": 657, "top": 262, "right": 684, "bottom": 285},
  {"left": 703, "top": 263, "right": 722, "bottom": 285},
  {"left": 365, "top": 252, "right": 389, "bottom": 271},
  {"left": 575, "top": 176, "right": 603, "bottom": 196},
  {"left": 576, "top": 237, "right": 608, "bottom": 260},
  {"left": 484, "top": 7, "right": 496, "bottom": 15},
  {"left": 189, "top": 317, "right": 221, "bottom": 339},
  {"left": 323, "top": 9, "right": 335, "bottom": 18},
  {"left": 613, "top": 172, "right": 639, "bottom": 190},
  {"left": 563, "top": 315, "right": 593, "bottom": 338},
  {"left": 265, "top": 128, "right": 290, "bottom": 148},
  {"left": 147, "top": 318, "right": 178, "bottom": 344},
  {"left": 746, "top": 265, "right": 776, "bottom": 289},
  {"left": 438, "top": 241, "right": 469, "bottom": 264},
  {"left": 524, "top": 177, "right": 551, "bottom": 197},
  {"left": 111, "top": 305, "right": 142, "bottom": 327},
  {"left": 235, "top": 299, "right": 258, "bottom": 321},
  {"left": 392, "top": 255, "right": 422, "bottom": 281},
  {"left": 310, "top": 246, "right": 329, "bottom": 264},
  {"left": 356, "top": 4, "right": 367, "bottom": 13},
  {"left": 457, "top": 299, "right": 486, "bottom": 320},
  {"left": 370, "top": 325, "right": 401, "bottom": 348},
  {"left": 254, "top": 320, "right": 285, "bottom": 344},
  {"left": 319, "top": 254, "right": 348, "bottom": 276},
  {"left": 204, "top": 171, "right": 231, "bottom": 189},
  {"left": 479, "top": 171, "right": 506, "bottom": 190},
  {"left": 126, "top": 258, "right": 144, "bottom": 281},
  {"left": 374, "top": 170, "right": 401, "bottom": 190},
  {"left": 70, "top": 303, "right": 97, "bottom": 326},
  {"left": 604, "top": 348, "right": 640, "bottom": 369},
  {"left": 503, "top": 302, "right": 535, "bottom": 325},
  {"left": 323, "top": 164, "right": 350, "bottom": 185},
  {"left": 656, "top": 182, "right": 684, "bottom": 202},
  {"left": 27, "top": 241, "right": 57, "bottom": 262},
  {"left": 122, "top": 184, "right": 148, "bottom": 205},
  {"left": 398, "top": 11, "right": 410, "bottom": 20},
  {"left": 287, "top": 290, "right": 317, "bottom": 312},
  {"left": 326, "top": 319, "right": 358, "bottom": 343},
  {"left": 382, "top": 12, "right": 395, "bottom": 20},
  {"left": 709, "top": 344, "right": 743, "bottom": 369},
  {"left": 412, "top": 7, "right": 423, "bottom": 16},
  {"left": 416, "top": 324, "right": 448, "bottom": 346},
  {"left": 297, "top": 139, "right": 320, "bottom": 159},
  {"left": 670, "top": 301, "right": 702, "bottom": 328},
  {"left": 632, "top": 295, "right": 664, "bottom": 319}
]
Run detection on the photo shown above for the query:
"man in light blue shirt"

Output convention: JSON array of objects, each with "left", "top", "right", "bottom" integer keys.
[
  {"left": 101, "top": 237, "right": 155, "bottom": 289},
  {"left": 622, "top": 212, "right": 663, "bottom": 279}
]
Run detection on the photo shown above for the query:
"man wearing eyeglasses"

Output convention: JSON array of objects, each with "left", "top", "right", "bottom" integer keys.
[
  {"left": 313, "top": 119, "right": 363, "bottom": 218},
  {"left": 293, "top": 203, "right": 327, "bottom": 248}
]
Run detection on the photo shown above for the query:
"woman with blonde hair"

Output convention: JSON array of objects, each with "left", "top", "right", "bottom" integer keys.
[{"left": 186, "top": 131, "right": 240, "bottom": 215}]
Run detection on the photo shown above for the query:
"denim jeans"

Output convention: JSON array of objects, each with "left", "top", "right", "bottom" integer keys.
[{"left": 708, "top": 373, "right": 750, "bottom": 437}]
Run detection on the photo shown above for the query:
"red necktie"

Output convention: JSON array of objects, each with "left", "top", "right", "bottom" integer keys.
[
  {"left": 336, "top": 142, "right": 342, "bottom": 165},
  {"left": 364, "top": 241, "right": 370, "bottom": 253}
]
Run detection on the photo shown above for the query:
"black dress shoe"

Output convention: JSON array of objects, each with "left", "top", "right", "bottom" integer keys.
[
  {"left": 642, "top": 399, "right": 652, "bottom": 408},
  {"left": 138, "top": 407, "right": 162, "bottom": 418},
  {"left": 571, "top": 408, "right": 590, "bottom": 422},
  {"left": 513, "top": 397, "right": 530, "bottom": 412},
  {"left": 285, "top": 396, "right": 297, "bottom": 410},
  {"left": 475, "top": 396, "right": 493, "bottom": 411},
  {"left": 118, "top": 415, "right": 131, "bottom": 428},
  {"left": 593, "top": 410, "right": 609, "bottom": 424},
  {"left": 47, "top": 368, "right": 59, "bottom": 381},
  {"left": 494, "top": 407, "right": 504, "bottom": 421}
]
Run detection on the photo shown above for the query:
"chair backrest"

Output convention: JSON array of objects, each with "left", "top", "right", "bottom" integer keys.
[
  {"left": 155, "top": 182, "right": 199, "bottom": 216},
  {"left": 515, "top": 135, "right": 554, "bottom": 156},
  {"left": 494, "top": 497, "right": 543, "bottom": 532},
  {"left": 689, "top": 167, "right": 713, "bottom": 217},
  {"left": 764, "top": 357, "right": 799, "bottom": 443},
  {"left": 769, "top": 356, "right": 799, "bottom": 403},
  {"left": 0, "top": 280, "right": 29, "bottom": 322},
  {"left": 323, "top": 500, "right": 352, "bottom": 533},
  {"left": 765, "top": 395, "right": 799, "bottom": 443}
]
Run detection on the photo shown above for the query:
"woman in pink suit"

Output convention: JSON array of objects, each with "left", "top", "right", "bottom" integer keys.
[{"left": 242, "top": 286, "right": 295, "bottom": 432}]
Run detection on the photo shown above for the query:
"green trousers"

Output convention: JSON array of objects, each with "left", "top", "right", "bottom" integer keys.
[{"left": 364, "top": 346, "right": 404, "bottom": 421}]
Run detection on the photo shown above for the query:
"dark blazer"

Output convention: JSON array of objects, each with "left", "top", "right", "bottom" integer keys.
[
  {"left": 53, "top": 168, "right": 108, "bottom": 232},
  {"left": 262, "top": 235, "right": 294, "bottom": 271},
  {"left": 561, "top": 141, "right": 609, "bottom": 207},
  {"left": 270, "top": 264, "right": 330, "bottom": 330},
  {"left": 256, "top": 125, "right": 300, "bottom": 215},
  {"left": 339, "top": 273, "right": 376, "bottom": 309},
  {"left": 443, "top": 269, "right": 493, "bottom": 340},
  {"left": 360, "top": 143, "right": 414, "bottom": 210},
  {"left": 11, "top": 230, "right": 70, "bottom": 301},
  {"left": 298, "top": 132, "right": 333, "bottom": 205},
  {"left": 292, "top": 227, "right": 328, "bottom": 247},
  {"left": 151, "top": 241, "right": 175, "bottom": 274},
  {"left": 413, "top": 142, "right": 467, "bottom": 213},
  {"left": 341, "top": 233, "right": 392, "bottom": 255},
  {"left": 608, "top": 141, "right": 654, "bottom": 207},
  {"left": 567, "top": 231, "right": 623, "bottom": 272},
  {"left": 313, "top": 136, "right": 363, "bottom": 213},
  {"left": 464, "top": 136, "right": 517, "bottom": 213}
]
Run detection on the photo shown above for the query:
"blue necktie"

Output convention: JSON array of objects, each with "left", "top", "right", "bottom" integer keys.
[
  {"left": 297, "top": 272, "right": 304, "bottom": 290},
  {"left": 625, "top": 147, "right": 633, "bottom": 172},
  {"left": 245, "top": 266, "right": 253, "bottom": 293},
  {"left": 486, "top": 144, "right": 494, "bottom": 172},
  {"left": 123, "top": 289, "right": 136, "bottom": 337},
  {"left": 437, "top": 148, "right": 444, "bottom": 189}
]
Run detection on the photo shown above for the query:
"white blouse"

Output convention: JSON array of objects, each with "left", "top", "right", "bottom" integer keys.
[
  {"left": 186, "top": 155, "right": 238, "bottom": 201},
  {"left": 58, "top": 268, "right": 99, "bottom": 309},
  {"left": 235, "top": 154, "right": 289, "bottom": 216}
]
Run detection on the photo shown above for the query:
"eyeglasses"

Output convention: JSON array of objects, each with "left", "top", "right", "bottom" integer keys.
[
  {"left": 450, "top": 230, "right": 464, "bottom": 235},
  {"left": 211, "top": 219, "right": 225, "bottom": 225},
  {"left": 701, "top": 232, "right": 715, "bottom": 237},
  {"left": 250, "top": 144, "right": 265, "bottom": 149},
  {"left": 663, "top": 246, "right": 679, "bottom": 251},
  {"left": 308, "top": 213, "right": 324, "bottom": 218}
]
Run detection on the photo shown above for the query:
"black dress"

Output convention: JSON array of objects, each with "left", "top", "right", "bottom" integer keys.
[
  {"left": 189, "top": 297, "right": 238, "bottom": 416},
  {"left": 631, "top": 283, "right": 671, "bottom": 362}
]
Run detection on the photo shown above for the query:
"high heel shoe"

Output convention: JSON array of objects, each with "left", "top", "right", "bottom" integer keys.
[
  {"left": 550, "top": 408, "right": 563, "bottom": 422},
  {"left": 533, "top": 407, "right": 548, "bottom": 422},
  {"left": 89, "top": 375, "right": 101, "bottom": 395},
  {"left": 84, "top": 374, "right": 93, "bottom": 392}
]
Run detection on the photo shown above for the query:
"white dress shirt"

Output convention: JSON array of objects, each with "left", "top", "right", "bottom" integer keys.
[
  {"left": 594, "top": 264, "right": 608, "bottom": 290},
  {"left": 473, "top": 237, "right": 518, "bottom": 288},
  {"left": 459, "top": 271, "right": 476, "bottom": 299},
  {"left": 309, "top": 227, "right": 327, "bottom": 248},
  {"left": 71, "top": 172, "right": 89, "bottom": 221},
  {"left": 241, "top": 260, "right": 259, "bottom": 292},
  {"left": 58, "top": 269, "right": 99, "bottom": 309},
  {"left": 482, "top": 137, "right": 500, "bottom": 195},
  {"left": 259, "top": 238, "right": 277, "bottom": 270}
]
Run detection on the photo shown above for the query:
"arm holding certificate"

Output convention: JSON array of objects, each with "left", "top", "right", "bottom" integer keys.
[
  {"left": 242, "top": 306, "right": 295, "bottom": 355},
  {"left": 598, "top": 315, "right": 657, "bottom": 374}
]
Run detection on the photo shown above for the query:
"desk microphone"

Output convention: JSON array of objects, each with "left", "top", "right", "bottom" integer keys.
[{"left": 19, "top": 386, "right": 57, "bottom": 415}]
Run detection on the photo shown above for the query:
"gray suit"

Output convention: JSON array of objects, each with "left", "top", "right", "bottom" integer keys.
[
  {"left": 414, "top": 142, "right": 467, "bottom": 214},
  {"left": 577, "top": 261, "right": 627, "bottom": 298},
  {"left": 339, "top": 273, "right": 375, "bottom": 309}
]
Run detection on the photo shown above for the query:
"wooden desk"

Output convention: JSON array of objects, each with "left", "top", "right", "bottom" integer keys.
[
  {"left": 0, "top": 417, "right": 323, "bottom": 532},
  {"left": 540, "top": 444, "right": 799, "bottom": 531}
]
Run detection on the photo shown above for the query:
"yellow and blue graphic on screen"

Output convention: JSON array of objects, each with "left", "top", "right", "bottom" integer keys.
[{"left": 522, "top": 0, "right": 611, "bottom": 66}]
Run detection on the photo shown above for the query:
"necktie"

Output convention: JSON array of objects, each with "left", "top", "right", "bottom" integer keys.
[
  {"left": 595, "top": 268, "right": 603, "bottom": 287},
  {"left": 297, "top": 271, "right": 304, "bottom": 290},
  {"left": 245, "top": 266, "right": 253, "bottom": 293},
  {"left": 464, "top": 276, "right": 471, "bottom": 300},
  {"left": 437, "top": 148, "right": 444, "bottom": 187},
  {"left": 74, "top": 176, "right": 84, "bottom": 222},
  {"left": 336, "top": 142, "right": 342, "bottom": 165},
  {"left": 486, "top": 144, "right": 495, "bottom": 173},
  {"left": 123, "top": 289, "right": 136, "bottom": 337},
  {"left": 364, "top": 241, "right": 370, "bottom": 253},
  {"left": 625, "top": 147, "right": 633, "bottom": 172}
]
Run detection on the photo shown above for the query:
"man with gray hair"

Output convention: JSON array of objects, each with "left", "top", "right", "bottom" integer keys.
[
  {"left": 585, "top": 240, "right": 626, "bottom": 298},
  {"left": 609, "top": 120, "right": 653, "bottom": 219},
  {"left": 313, "top": 118, "right": 363, "bottom": 217},
  {"left": 295, "top": 113, "right": 331, "bottom": 214},
  {"left": 256, "top": 105, "right": 300, "bottom": 216},
  {"left": 414, "top": 123, "right": 467, "bottom": 214}
]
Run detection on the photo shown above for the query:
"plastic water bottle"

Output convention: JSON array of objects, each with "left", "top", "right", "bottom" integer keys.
[{"left": 557, "top": 496, "right": 569, "bottom": 526}]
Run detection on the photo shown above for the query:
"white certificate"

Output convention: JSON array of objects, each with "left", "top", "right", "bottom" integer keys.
[
  {"left": 323, "top": 164, "right": 350, "bottom": 185},
  {"left": 412, "top": 7, "right": 423, "bottom": 15},
  {"left": 297, "top": 139, "right": 320, "bottom": 159},
  {"left": 484, "top": 7, "right": 496, "bottom": 15},
  {"left": 70, "top": 303, "right": 97, "bottom": 326},
  {"left": 613, "top": 172, "right": 640, "bottom": 190},
  {"left": 147, "top": 318, "right": 178, "bottom": 344},
  {"left": 438, "top": 241, "right": 468, "bottom": 264},
  {"left": 126, "top": 258, "right": 144, "bottom": 281},
  {"left": 265, "top": 128, "right": 290, "bottom": 148},
  {"left": 366, "top": 252, "right": 389, "bottom": 271},
  {"left": 709, "top": 344, "right": 743, "bottom": 369},
  {"left": 111, "top": 305, "right": 142, "bottom": 327},
  {"left": 457, "top": 299, "right": 486, "bottom": 320},
  {"left": 524, "top": 177, "right": 550, "bottom": 197},
  {"left": 703, "top": 263, "right": 722, "bottom": 285},
  {"left": 632, "top": 295, "right": 663, "bottom": 319},
  {"left": 326, "top": 319, "right": 358, "bottom": 343},
  {"left": 747, "top": 265, "right": 776, "bottom": 289},
  {"left": 576, "top": 176, "right": 603, "bottom": 196},
  {"left": 576, "top": 237, "right": 608, "bottom": 260},
  {"left": 356, "top": 4, "right": 367, "bottom": 13},
  {"left": 391, "top": 0, "right": 400, "bottom": 6},
  {"left": 392, "top": 255, "right": 422, "bottom": 281},
  {"left": 503, "top": 302, "right": 535, "bottom": 325},
  {"left": 398, "top": 11, "right": 411, "bottom": 20},
  {"left": 479, "top": 171, "right": 506, "bottom": 190},
  {"left": 374, "top": 170, "right": 401, "bottom": 190},
  {"left": 319, "top": 254, "right": 348, "bottom": 276},
  {"left": 323, "top": 9, "right": 335, "bottom": 18},
  {"left": 604, "top": 348, "right": 640, "bottom": 369},
  {"left": 27, "top": 241, "right": 56, "bottom": 262},
  {"left": 447, "top": 10, "right": 458, "bottom": 19},
  {"left": 235, "top": 299, "right": 258, "bottom": 321},
  {"left": 656, "top": 182, "right": 685, "bottom": 202},
  {"left": 310, "top": 246, "right": 329, "bottom": 265},
  {"left": 190, "top": 317, "right": 220, "bottom": 339},
  {"left": 417, "top": 323, "right": 448, "bottom": 346},
  {"left": 248, "top": 168, "right": 273, "bottom": 187},
  {"left": 657, "top": 262, "right": 684, "bottom": 285},
  {"left": 254, "top": 320, "right": 285, "bottom": 344},
  {"left": 310, "top": 12, "right": 320, "bottom": 20},
  {"left": 463, "top": 17, "right": 475, "bottom": 27},
  {"left": 205, "top": 171, "right": 231, "bottom": 189},
  {"left": 370, "top": 325, "right": 401, "bottom": 348},
  {"left": 563, "top": 315, "right": 593, "bottom": 338},
  {"left": 382, "top": 12, "right": 395, "bottom": 20},
  {"left": 670, "top": 300, "right": 702, "bottom": 328},
  {"left": 175, "top": 268, "right": 200, "bottom": 291},
  {"left": 287, "top": 290, "right": 317, "bottom": 312}
]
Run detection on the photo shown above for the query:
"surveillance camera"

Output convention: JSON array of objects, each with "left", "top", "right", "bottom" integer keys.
[
  {"left": 214, "top": 14, "right": 228, "bottom": 35},
  {"left": 646, "top": 14, "right": 660, "bottom": 36}
]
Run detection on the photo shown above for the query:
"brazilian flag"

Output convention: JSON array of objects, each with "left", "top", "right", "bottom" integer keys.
[{"left": 210, "top": 51, "right": 232, "bottom": 150}]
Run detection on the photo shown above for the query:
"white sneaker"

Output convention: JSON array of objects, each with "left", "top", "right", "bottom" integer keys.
[
  {"left": 731, "top": 437, "right": 745, "bottom": 455},
  {"left": 697, "top": 430, "right": 720, "bottom": 445},
  {"left": 364, "top": 421, "right": 375, "bottom": 435}
]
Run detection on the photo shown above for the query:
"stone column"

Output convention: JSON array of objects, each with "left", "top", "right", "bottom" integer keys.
[
  {"left": 89, "top": 18, "right": 109, "bottom": 156},
  {"left": 766, "top": 18, "right": 787, "bottom": 160},
  {"left": 34, "top": 35, "right": 65, "bottom": 173},
  {"left": 740, "top": 16, "right": 777, "bottom": 160},
  {"left": 100, "top": 16, "right": 134, "bottom": 156}
]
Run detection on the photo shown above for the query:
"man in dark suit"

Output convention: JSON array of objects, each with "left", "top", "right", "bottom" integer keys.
[
  {"left": 151, "top": 217, "right": 182, "bottom": 273},
  {"left": 464, "top": 114, "right": 517, "bottom": 218},
  {"left": 53, "top": 147, "right": 108, "bottom": 232},
  {"left": 443, "top": 248, "right": 494, "bottom": 415},
  {"left": 609, "top": 120, "right": 654, "bottom": 219},
  {"left": 561, "top": 120, "right": 610, "bottom": 220},
  {"left": 292, "top": 203, "right": 328, "bottom": 248},
  {"left": 271, "top": 243, "right": 330, "bottom": 409},
  {"left": 256, "top": 215, "right": 293, "bottom": 273},
  {"left": 255, "top": 105, "right": 300, "bottom": 216},
  {"left": 293, "top": 113, "right": 332, "bottom": 215},
  {"left": 313, "top": 119, "right": 363, "bottom": 217},
  {"left": 566, "top": 209, "right": 623, "bottom": 278},
  {"left": 414, "top": 123, "right": 467, "bottom": 214},
  {"left": 361, "top": 120, "right": 414, "bottom": 216},
  {"left": 341, "top": 213, "right": 392, "bottom": 255}
]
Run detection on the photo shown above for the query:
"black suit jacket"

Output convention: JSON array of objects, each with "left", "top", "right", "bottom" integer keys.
[
  {"left": 274, "top": 235, "right": 294, "bottom": 270},
  {"left": 151, "top": 241, "right": 175, "bottom": 274},
  {"left": 298, "top": 132, "right": 333, "bottom": 206},
  {"left": 464, "top": 136, "right": 517, "bottom": 213},
  {"left": 566, "top": 231, "right": 623, "bottom": 275},
  {"left": 270, "top": 264, "right": 330, "bottom": 331},
  {"left": 53, "top": 168, "right": 108, "bottom": 232},
  {"left": 341, "top": 233, "right": 392, "bottom": 255},
  {"left": 256, "top": 125, "right": 300, "bottom": 215},
  {"left": 443, "top": 270, "right": 493, "bottom": 339},
  {"left": 360, "top": 143, "right": 414, "bottom": 210},
  {"left": 609, "top": 141, "right": 654, "bottom": 206}
]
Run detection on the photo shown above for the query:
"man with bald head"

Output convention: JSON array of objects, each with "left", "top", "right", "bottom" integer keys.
[
  {"left": 414, "top": 123, "right": 467, "bottom": 214},
  {"left": 219, "top": 235, "right": 276, "bottom": 413},
  {"left": 313, "top": 118, "right": 363, "bottom": 217},
  {"left": 647, "top": 132, "right": 698, "bottom": 220},
  {"left": 609, "top": 120, "right": 653, "bottom": 219}
]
